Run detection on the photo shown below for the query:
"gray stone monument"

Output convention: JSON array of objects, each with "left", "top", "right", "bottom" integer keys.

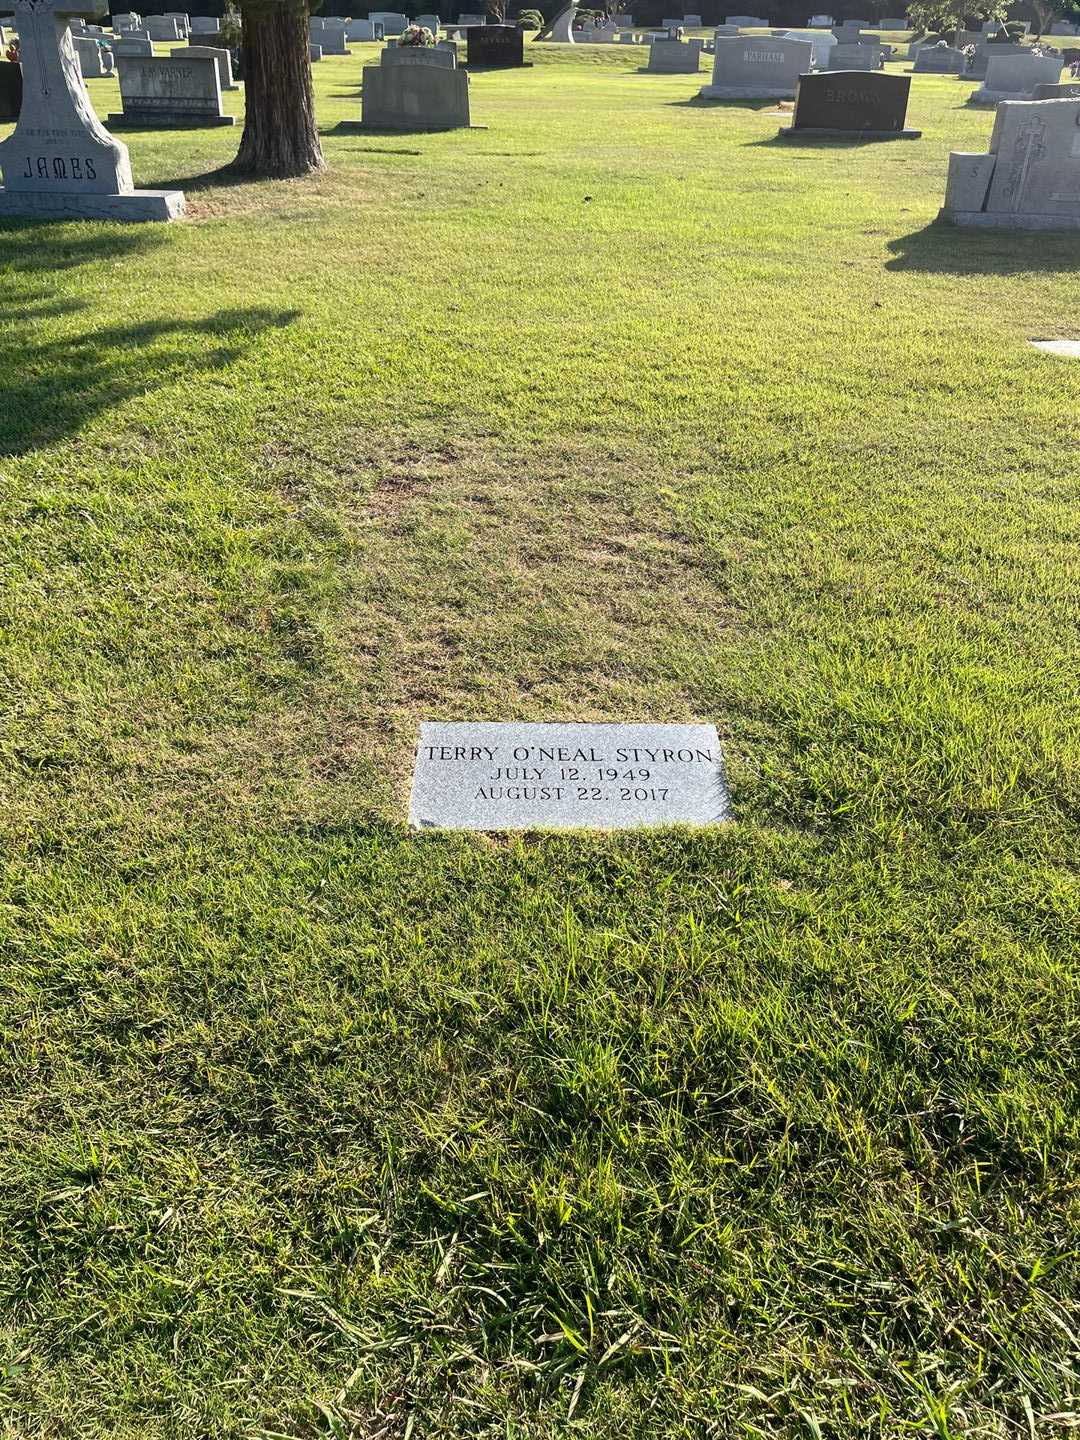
[
  {"left": 700, "top": 34, "right": 812, "bottom": 96},
  {"left": 109, "top": 53, "right": 234, "bottom": 125},
  {"left": 171, "top": 43, "right": 236, "bottom": 90},
  {"left": 827, "top": 41, "right": 881, "bottom": 69},
  {"left": 370, "top": 10, "right": 410, "bottom": 36},
  {"left": 381, "top": 41, "right": 456, "bottom": 66},
  {"left": 408, "top": 722, "right": 732, "bottom": 831},
  {"left": 414, "top": 12, "right": 441, "bottom": 32},
  {"left": 347, "top": 17, "right": 384, "bottom": 39},
  {"left": 912, "top": 42, "right": 966, "bottom": 73},
  {"left": 781, "top": 26, "right": 835, "bottom": 64},
  {"left": 941, "top": 96, "right": 1080, "bottom": 228},
  {"left": 0, "top": 0, "right": 184, "bottom": 219},
  {"left": 113, "top": 35, "right": 153, "bottom": 55},
  {"left": 73, "top": 34, "right": 114, "bottom": 76},
  {"left": 646, "top": 36, "right": 703, "bottom": 70},
  {"left": 144, "top": 14, "right": 182, "bottom": 39},
  {"left": 972, "top": 51, "right": 1062, "bottom": 102},
  {"left": 350, "top": 41, "right": 473, "bottom": 127}
]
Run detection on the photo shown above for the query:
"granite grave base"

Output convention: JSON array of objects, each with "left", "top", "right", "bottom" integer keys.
[{"left": 0, "top": 186, "right": 185, "bottom": 220}]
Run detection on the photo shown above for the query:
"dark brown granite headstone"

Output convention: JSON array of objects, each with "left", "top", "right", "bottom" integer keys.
[
  {"left": 0, "top": 61, "right": 22, "bottom": 123},
  {"left": 466, "top": 23, "right": 525, "bottom": 66}
]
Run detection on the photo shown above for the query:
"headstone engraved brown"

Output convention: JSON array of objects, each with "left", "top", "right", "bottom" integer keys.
[
  {"left": 0, "top": 0, "right": 185, "bottom": 219},
  {"left": 779, "top": 68, "right": 920, "bottom": 137}
]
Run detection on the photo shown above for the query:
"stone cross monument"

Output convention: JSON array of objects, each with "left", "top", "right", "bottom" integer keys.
[{"left": 0, "top": 0, "right": 186, "bottom": 221}]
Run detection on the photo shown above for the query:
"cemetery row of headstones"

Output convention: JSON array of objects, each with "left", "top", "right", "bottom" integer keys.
[{"left": 0, "top": 0, "right": 1076, "bottom": 234}]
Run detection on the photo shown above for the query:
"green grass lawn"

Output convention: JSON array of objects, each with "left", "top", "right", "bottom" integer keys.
[{"left": 1, "top": 40, "right": 1079, "bottom": 1439}]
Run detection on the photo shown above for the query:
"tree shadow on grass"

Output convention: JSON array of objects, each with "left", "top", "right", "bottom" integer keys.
[
  {"left": 885, "top": 220, "right": 1080, "bottom": 275},
  {"left": 742, "top": 130, "right": 902, "bottom": 147},
  {"left": 150, "top": 163, "right": 276, "bottom": 193},
  {"left": 1, "top": 224, "right": 300, "bottom": 454},
  {"left": 666, "top": 95, "right": 779, "bottom": 108}
]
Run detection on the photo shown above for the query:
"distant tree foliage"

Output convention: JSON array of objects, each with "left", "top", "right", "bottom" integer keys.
[{"left": 906, "top": 0, "right": 1004, "bottom": 40}]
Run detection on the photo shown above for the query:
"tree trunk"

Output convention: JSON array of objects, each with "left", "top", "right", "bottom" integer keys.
[{"left": 233, "top": 1, "right": 324, "bottom": 178}]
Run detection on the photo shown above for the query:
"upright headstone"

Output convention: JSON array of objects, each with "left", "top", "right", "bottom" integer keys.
[
  {"left": 109, "top": 54, "right": 235, "bottom": 124},
  {"left": 353, "top": 39, "right": 472, "bottom": 127},
  {"left": 73, "top": 36, "right": 114, "bottom": 76},
  {"left": 700, "top": 34, "right": 811, "bottom": 96},
  {"left": 381, "top": 42, "right": 456, "bottom": 66},
  {"left": 941, "top": 95, "right": 1080, "bottom": 228},
  {"left": 414, "top": 12, "right": 441, "bottom": 32},
  {"left": 310, "top": 17, "right": 351, "bottom": 53},
  {"left": 466, "top": 22, "right": 524, "bottom": 64},
  {"left": 0, "top": 0, "right": 184, "bottom": 219},
  {"left": 913, "top": 42, "right": 965, "bottom": 72},
  {"left": 370, "top": 11, "right": 410, "bottom": 35},
  {"left": 189, "top": 16, "right": 220, "bottom": 33},
  {"left": 309, "top": 41, "right": 323, "bottom": 59},
  {"left": 880, "top": 17, "right": 907, "bottom": 29},
  {"left": 827, "top": 41, "right": 881, "bottom": 69},
  {"left": 973, "top": 51, "right": 1062, "bottom": 101},
  {"left": 808, "top": 12, "right": 834, "bottom": 24},
  {"left": 171, "top": 44, "right": 236, "bottom": 90},
  {"left": 780, "top": 67, "right": 920, "bottom": 135},
  {"left": 781, "top": 27, "right": 835, "bottom": 64},
  {"left": 145, "top": 14, "right": 182, "bottom": 39},
  {"left": 646, "top": 36, "right": 703, "bottom": 69},
  {"left": 163, "top": 11, "right": 190, "bottom": 37},
  {"left": 347, "top": 17, "right": 384, "bottom": 39},
  {"left": 114, "top": 34, "right": 154, "bottom": 55}
]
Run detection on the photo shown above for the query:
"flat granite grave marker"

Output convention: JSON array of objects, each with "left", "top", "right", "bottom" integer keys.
[
  {"left": 0, "top": 0, "right": 185, "bottom": 220},
  {"left": 780, "top": 68, "right": 920, "bottom": 135},
  {"left": 109, "top": 53, "right": 234, "bottom": 125},
  {"left": 409, "top": 722, "right": 732, "bottom": 830}
]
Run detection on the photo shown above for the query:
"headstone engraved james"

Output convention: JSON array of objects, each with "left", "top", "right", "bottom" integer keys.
[
  {"left": 409, "top": 722, "right": 732, "bottom": 830},
  {"left": 466, "top": 23, "right": 526, "bottom": 66},
  {"left": 0, "top": 0, "right": 185, "bottom": 220},
  {"left": 109, "top": 53, "right": 235, "bottom": 125},
  {"left": 780, "top": 68, "right": 920, "bottom": 136}
]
